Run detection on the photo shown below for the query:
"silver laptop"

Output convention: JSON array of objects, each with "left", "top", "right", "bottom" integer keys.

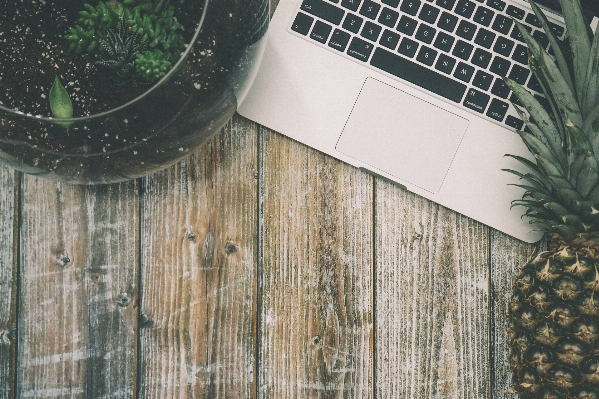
[{"left": 238, "top": 0, "right": 599, "bottom": 243}]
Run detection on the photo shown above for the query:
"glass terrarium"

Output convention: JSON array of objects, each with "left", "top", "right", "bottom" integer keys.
[{"left": 0, "top": 0, "right": 269, "bottom": 183}]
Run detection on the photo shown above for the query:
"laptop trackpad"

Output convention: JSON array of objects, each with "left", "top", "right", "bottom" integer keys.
[{"left": 336, "top": 78, "right": 469, "bottom": 193}]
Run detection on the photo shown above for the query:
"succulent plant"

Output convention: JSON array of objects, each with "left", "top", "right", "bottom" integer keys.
[
  {"left": 135, "top": 49, "right": 172, "bottom": 83},
  {"left": 49, "top": 76, "right": 73, "bottom": 127}
]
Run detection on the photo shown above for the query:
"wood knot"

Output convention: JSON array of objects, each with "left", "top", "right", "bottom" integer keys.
[
  {"left": 116, "top": 292, "right": 131, "bottom": 308},
  {"left": 55, "top": 254, "right": 70, "bottom": 268},
  {"left": 312, "top": 336, "right": 320, "bottom": 345},
  {"left": 225, "top": 243, "right": 237, "bottom": 254},
  {"left": 187, "top": 232, "right": 197, "bottom": 242},
  {"left": 139, "top": 313, "right": 154, "bottom": 328}
]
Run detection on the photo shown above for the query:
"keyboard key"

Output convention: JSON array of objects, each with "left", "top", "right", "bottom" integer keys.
[
  {"left": 379, "top": 7, "right": 400, "bottom": 27},
  {"left": 493, "top": 36, "right": 514, "bottom": 56},
  {"left": 301, "top": 0, "right": 345, "bottom": 25},
  {"left": 370, "top": 47, "right": 468, "bottom": 102},
  {"left": 435, "top": 53, "right": 456, "bottom": 73},
  {"left": 489, "top": 56, "right": 511, "bottom": 75},
  {"left": 473, "top": 6, "right": 494, "bottom": 26},
  {"left": 433, "top": 31, "right": 455, "bottom": 51},
  {"left": 472, "top": 70, "right": 493, "bottom": 90},
  {"left": 507, "top": 63, "right": 529, "bottom": 84},
  {"left": 525, "top": 13, "right": 541, "bottom": 28},
  {"left": 417, "top": 45, "right": 438, "bottom": 65},
  {"left": 533, "top": 30, "right": 550, "bottom": 49},
  {"left": 512, "top": 43, "right": 528, "bottom": 64},
  {"left": 506, "top": 5, "right": 525, "bottom": 20},
  {"left": 398, "top": 37, "right": 419, "bottom": 57},
  {"left": 435, "top": 0, "right": 456, "bottom": 10},
  {"left": 453, "top": 62, "right": 475, "bottom": 82},
  {"left": 347, "top": 36, "right": 374, "bottom": 60},
  {"left": 527, "top": 74, "right": 543, "bottom": 92},
  {"left": 474, "top": 28, "right": 496, "bottom": 48},
  {"left": 380, "top": 29, "right": 401, "bottom": 49},
  {"left": 491, "top": 77, "right": 510, "bottom": 98},
  {"left": 463, "top": 88, "right": 490, "bottom": 113},
  {"left": 310, "top": 20, "right": 333, "bottom": 43},
  {"left": 486, "top": 0, "right": 505, "bottom": 11},
  {"left": 510, "top": 24, "right": 531, "bottom": 42},
  {"left": 341, "top": 0, "right": 362, "bottom": 12},
  {"left": 419, "top": 4, "right": 440, "bottom": 24},
  {"left": 491, "top": 14, "right": 513, "bottom": 35},
  {"left": 397, "top": 15, "right": 419, "bottom": 35},
  {"left": 291, "top": 12, "right": 314, "bottom": 35},
  {"left": 329, "top": 29, "right": 351, "bottom": 50},
  {"left": 455, "top": 0, "right": 476, "bottom": 18},
  {"left": 361, "top": 21, "right": 383, "bottom": 40},
  {"left": 360, "top": 0, "right": 381, "bottom": 18},
  {"left": 550, "top": 23, "right": 564, "bottom": 37},
  {"left": 509, "top": 92, "right": 522, "bottom": 106},
  {"left": 505, "top": 115, "right": 524, "bottom": 130},
  {"left": 343, "top": 13, "right": 364, "bottom": 33},
  {"left": 452, "top": 39, "right": 474, "bottom": 60},
  {"left": 472, "top": 48, "right": 492, "bottom": 68},
  {"left": 400, "top": 0, "right": 422, "bottom": 16},
  {"left": 438, "top": 11, "right": 458, "bottom": 32},
  {"left": 382, "top": 0, "right": 400, "bottom": 7},
  {"left": 415, "top": 24, "right": 437, "bottom": 44},
  {"left": 456, "top": 20, "right": 477, "bottom": 40},
  {"left": 487, "top": 98, "right": 508, "bottom": 121}
]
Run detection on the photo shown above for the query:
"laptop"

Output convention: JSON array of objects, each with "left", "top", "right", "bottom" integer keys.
[{"left": 237, "top": 0, "right": 599, "bottom": 243}]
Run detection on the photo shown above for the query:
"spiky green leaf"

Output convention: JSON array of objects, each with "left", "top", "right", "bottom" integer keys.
[
  {"left": 581, "top": 28, "right": 599, "bottom": 118},
  {"left": 49, "top": 76, "right": 73, "bottom": 128}
]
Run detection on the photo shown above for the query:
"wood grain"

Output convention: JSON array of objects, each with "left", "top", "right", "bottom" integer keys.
[
  {"left": 138, "top": 115, "right": 258, "bottom": 399},
  {"left": 0, "top": 166, "right": 16, "bottom": 399},
  {"left": 374, "top": 179, "right": 490, "bottom": 398},
  {"left": 259, "top": 129, "right": 373, "bottom": 398},
  {"left": 490, "top": 230, "right": 535, "bottom": 399},
  {"left": 17, "top": 177, "right": 139, "bottom": 398}
]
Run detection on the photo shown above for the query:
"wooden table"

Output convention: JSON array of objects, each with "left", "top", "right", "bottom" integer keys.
[{"left": 0, "top": 2, "right": 536, "bottom": 397}]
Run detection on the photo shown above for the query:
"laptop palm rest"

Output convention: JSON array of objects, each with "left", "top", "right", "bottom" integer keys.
[{"left": 336, "top": 78, "right": 470, "bottom": 194}]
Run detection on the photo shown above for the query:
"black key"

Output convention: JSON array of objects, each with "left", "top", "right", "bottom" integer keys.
[
  {"left": 533, "top": 30, "right": 549, "bottom": 49},
  {"left": 456, "top": 20, "right": 477, "bottom": 40},
  {"left": 329, "top": 29, "right": 351, "bottom": 50},
  {"left": 452, "top": 39, "right": 473, "bottom": 60},
  {"left": 370, "top": 47, "right": 467, "bottom": 102},
  {"left": 525, "top": 13, "right": 540, "bottom": 28},
  {"left": 508, "top": 64, "right": 529, "bottom": 84},
  {"left": 489, "top": 56, "right": 511, "bottom": 76},
  {"left": 527, "top": 74, "right": 543, "bottom": 92},
  {"left": 493, "top": 36, "right": 514, "bottom": 57},
  {"left": 401, "top": 0, "right": 422, "bottom": 16},
  {"left": 509, "top": 92, "right": 522, "bottom": 106},
  {"left": 472, "top": 70, "right": 493, "bottom": 90},
  {"left": 380, "top": 29, "right": 401, "bottom": 49},
  {"left": 379, "top": 7, "right": 400, "bottom": 27},
  {"left": 341, "top": 0, "right": 362, "bottom": 12},
  {"left": 415, "top": 24, "right": 437, "bottom": 44},
  {"left": 397, "top": 15, "right": 418, "bottom": 35},
  {"left": 435, "top": 0, "right": 456, "bottom": 10},
  {"left": 419, "top": 4, "right": 440, "bottom": 24},
  {"left": 505, "top": 115, "right": 524, "bottom": 130},
  {"left": 310, "top": 20, "right": 333, "bottom": 43},
  {"left": 398, "top": 37, "right": 419, "bottom": 57},
  {"left": 510, "top": 24, "right": 531, "bottom": 42},
  {"left": 301, "top": 0, "right": 345, "bottom": 25},
  {"left": 486, "top": 0, "right": 505, "bottom": 11},
  {"left": 417, "top": 45, "right": 438, "bottom": 65},
  {"left": 437, "top": 11, "right": 458, "bottom": 32},
  {"left": 474, "top": 28, "right": 496, "bottom": 49},
  {"left": 512, "top": 43, "right": 528, "bottom": 64},
  {"left": 534, "top": 94, "right": 552, "bottom": 113},
  {"left": 382, "top": 0, "right": 400, "bottom": 7},
  {"left": 463, "top": 88, "right": 490, "bottom": 113},
  {"left": 347, "top": 36, "right": 374, "bottom": 60},
  {"left": 435, "top": 53, "right": 456, "bottom": 73},
  {"left": 343, "top": 13, "right": 364, "bottom": 33},
  {"left": 473, "top": 6, "right": 495, "bottom": 26},
  {"left": 487, "top": 98, "right": 509, "bottom": 121},
  {"left": 506, "top": 5, "right": 525, "bottom": 20},
  {"left": 360, "top": 0, "right": 381, "bottom": 18},
  {"left": 360, "top": 22, "right": 381, "bottom": 41},
  {"left": 550, "top": 23, "right": 564, "bottom": 37},
  {"left": 455, "top": 0, "right": 476, "bottom": 18},
  {"left": 291, "top": 12, "right": 314, "bottom": 35},
  {"left": 472, "top": 48, "right": 492, "bottom": 68},
  {"left": 433, "top": 31, "right": 455, "bottom": 51},
  {"left": 491, "top": 14, "right": 513, "bottom": 35},
  {"left": 491, "top": 77, "right": 510, "bottom": 98},
  {"left": 453, "top": 62, "right": 475, "bottom": 82}
]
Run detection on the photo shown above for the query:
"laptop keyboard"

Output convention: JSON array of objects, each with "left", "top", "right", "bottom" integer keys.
[{"left": 289, "top": 0, "right": 565, "bottom": 130}]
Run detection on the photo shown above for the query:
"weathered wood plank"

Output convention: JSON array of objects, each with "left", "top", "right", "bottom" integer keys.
[
  {"left": 374, "top": 180, "right": 490, "bottom": 398},
  {"left": 138, "top": 115, "right": 258, "bottom": 398},
  {"left": 259, "top": 129, "right": 373, "bottom": 398},
  {"left": 0, "top": 166, "right": 16, "bottom": 399},
  {"left": 18, "top": 178, "right": 139, "bottom": 398},
  {"left": 490, "top": 230, "right": 535, "bottom": 399}
]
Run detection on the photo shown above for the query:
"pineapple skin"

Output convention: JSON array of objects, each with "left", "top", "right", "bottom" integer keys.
[{"left": 510, "top": 247, "right": 599, "bottom": 398}]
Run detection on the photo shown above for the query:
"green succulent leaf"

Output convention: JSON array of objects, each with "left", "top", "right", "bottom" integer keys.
[
  {"left": 582, "top": 31, "right": 599, "bottom": 119},
  {"left": 49, "top": 76, "right": 73, "bottom": 127}
]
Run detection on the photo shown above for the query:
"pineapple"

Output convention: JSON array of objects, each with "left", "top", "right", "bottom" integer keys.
[{"left": 504, "top": 0, "right": 599, "bottom": 397}]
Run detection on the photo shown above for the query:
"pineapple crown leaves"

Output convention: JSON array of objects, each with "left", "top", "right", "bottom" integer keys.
[{"left": 505, "top": 0, "right": 599, "bottom": 242}]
